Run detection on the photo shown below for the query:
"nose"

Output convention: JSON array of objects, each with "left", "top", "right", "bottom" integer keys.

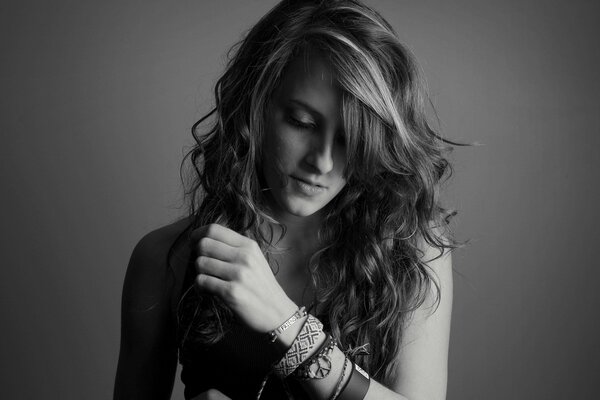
[{"left": 305, "top": 135, "right": 334, "bottom": 174}]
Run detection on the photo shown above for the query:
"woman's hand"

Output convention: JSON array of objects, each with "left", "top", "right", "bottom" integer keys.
[
  {"left": 191, "top": 389, "right": 232, "bottom": 400},
  {"left": 191, "top": 223, "right": 298, "bottom": 333}
]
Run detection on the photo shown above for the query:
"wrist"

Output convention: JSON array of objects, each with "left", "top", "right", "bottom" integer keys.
[{"left": 269, "top": 299, "right": 299, "bottom": 331}]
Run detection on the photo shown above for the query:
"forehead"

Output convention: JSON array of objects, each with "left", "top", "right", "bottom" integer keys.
[{"left": 273, "top": 51, "right": 342, "bottom": 117}]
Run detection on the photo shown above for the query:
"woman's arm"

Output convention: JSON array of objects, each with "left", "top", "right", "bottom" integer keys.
[
  {"left": 387, "top": 242, "right": 453, "bottom": 400},
  {"left": 113, "top": 230, "right": 180, "bottom": 400}
]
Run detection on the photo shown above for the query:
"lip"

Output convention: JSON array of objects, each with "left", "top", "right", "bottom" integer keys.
[
  {"left": 290, "top": 176, "right": 328, "bottom": 196},
  {"left": 292, "top": 176, "right": 327, "bottom": 188}
]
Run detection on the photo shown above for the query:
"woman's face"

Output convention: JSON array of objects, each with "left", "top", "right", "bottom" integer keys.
[{"left": 261, "top": 53, "right": 347, "bottom": 219}]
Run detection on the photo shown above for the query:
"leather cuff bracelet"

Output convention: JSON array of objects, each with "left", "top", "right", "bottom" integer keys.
[{"left": 337, "top": 361, "right": 370, "bottom": 400}]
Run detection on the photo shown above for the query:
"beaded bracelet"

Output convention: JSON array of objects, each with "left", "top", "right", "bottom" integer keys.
[
  {"left": 272, "top": 314, "right": 323, "bottom": 378},
  {"left": 329, "top": 356, "right": 350, "bottom": 400}
]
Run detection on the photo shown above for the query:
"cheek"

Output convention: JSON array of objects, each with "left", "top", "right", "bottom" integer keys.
[
  {"left": 268, "top": 129, "right": 304, "bottom": 166},
  {"left": 332, "top": 146, "right": 348, "bottom": 178},
  {"left": 262, "top": 132, "right": 299, "bottom": 186}
]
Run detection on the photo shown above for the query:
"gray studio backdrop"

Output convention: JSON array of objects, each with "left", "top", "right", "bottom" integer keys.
[{"left": 1, "top": 0, "right": 598, "bottom": 399}]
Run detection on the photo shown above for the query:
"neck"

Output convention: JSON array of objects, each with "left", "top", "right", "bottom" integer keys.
[{"left": 263, "top": 207, "right": 326, "bottom": 253}]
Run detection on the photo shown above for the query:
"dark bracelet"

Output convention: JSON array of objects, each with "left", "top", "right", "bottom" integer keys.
[{"left": 337, "top": 361, "right": 370, "bottom": 400}]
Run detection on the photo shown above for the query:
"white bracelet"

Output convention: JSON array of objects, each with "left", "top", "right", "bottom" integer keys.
[{"left": 268, "top": 306, "right": 307, "bottom": 342}]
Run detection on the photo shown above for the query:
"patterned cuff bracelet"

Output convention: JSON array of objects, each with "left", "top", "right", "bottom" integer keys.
[{"left": 272, "top": 313, "right": 324, "bottom": 378}]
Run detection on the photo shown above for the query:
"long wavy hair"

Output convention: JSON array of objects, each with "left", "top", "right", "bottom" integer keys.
[{"left": 173, "top": 0, "right": 458, "bottom": 386}]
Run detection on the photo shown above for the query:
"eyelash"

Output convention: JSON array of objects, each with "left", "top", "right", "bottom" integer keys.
[{"left": 288, "top": 117, "right": 316, "bottom": 130}]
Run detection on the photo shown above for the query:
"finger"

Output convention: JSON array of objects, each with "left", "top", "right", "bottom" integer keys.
[
  {"left": 195, "top": 256, "right": 240, "bottom": 281},
  {"left": 196, "top": 236, "right": 236, "bottom": 262},
  {"left": 191, "top": 223, "right": 249, "bottom": 247},
  {"left": 195, "top": 274, "right": 230, "bottom": 298}
]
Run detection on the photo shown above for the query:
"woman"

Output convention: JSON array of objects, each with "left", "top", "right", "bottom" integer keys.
[{"left": 114, "top": 0, "right": 456, "bottom": 399}]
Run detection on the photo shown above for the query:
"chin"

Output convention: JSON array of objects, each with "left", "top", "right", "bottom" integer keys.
[
  {"left": 282, "top": 198, "right": 326, "bottom": 218},
  {"left": 286, "top": 205, "right": 321, "bottom": 217}
]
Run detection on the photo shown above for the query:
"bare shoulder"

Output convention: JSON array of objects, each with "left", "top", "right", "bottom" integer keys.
[
  {"left": 416, "top": 228, "right": 453, "bottom": 290},
  {"left": 414, "top": 230, "right": 453, "bottom": 320}
]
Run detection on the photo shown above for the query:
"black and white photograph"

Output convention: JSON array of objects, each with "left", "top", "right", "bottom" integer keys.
[{"left": 1, "top": 0, "right": 598, "bottom": 399}]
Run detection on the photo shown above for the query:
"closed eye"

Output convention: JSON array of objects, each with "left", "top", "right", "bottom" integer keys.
[{"left": 287, "top": 116, "right": 316, "bottom": 131}]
